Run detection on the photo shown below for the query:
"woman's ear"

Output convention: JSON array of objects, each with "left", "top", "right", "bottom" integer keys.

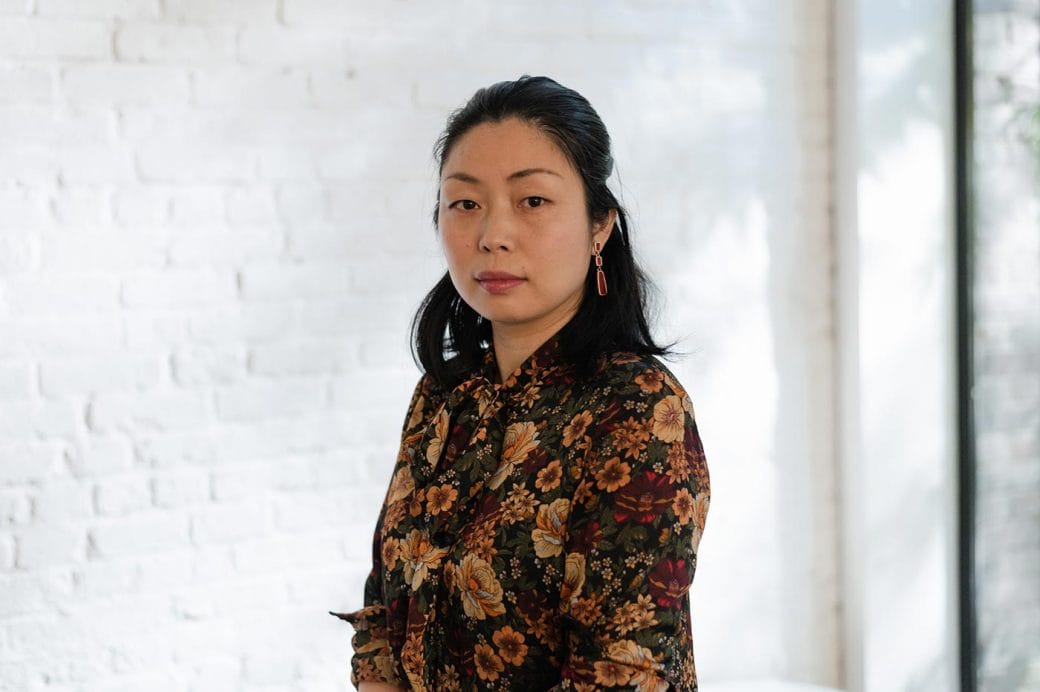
[{"left": 592, "top": 208, "right": 617, "bottom": 251}]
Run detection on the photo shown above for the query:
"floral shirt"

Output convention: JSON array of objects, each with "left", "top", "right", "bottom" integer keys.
[{"left": 330, "top": 332, "right": 710, "bottom": 691}]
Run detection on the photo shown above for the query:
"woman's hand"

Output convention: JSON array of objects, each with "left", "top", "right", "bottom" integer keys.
[{"left": 357, "top": 683, "right": 406, "bottom": 692}]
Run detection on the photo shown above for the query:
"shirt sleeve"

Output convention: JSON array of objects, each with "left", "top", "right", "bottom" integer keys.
[
  {"left": 549, "top": 374, "right": 710, "bottom": 691},
  {"left": 328, "top": 373, "right": 430, "bottom": 689}
]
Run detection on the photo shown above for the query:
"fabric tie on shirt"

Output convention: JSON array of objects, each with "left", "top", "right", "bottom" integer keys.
[{"left": 395, "top": 335, "right": 567, "bottom": 689}]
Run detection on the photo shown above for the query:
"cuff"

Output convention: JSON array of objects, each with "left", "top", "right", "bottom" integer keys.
[{"left": 329, "top": 605, "right": 403, "bottom": 688}]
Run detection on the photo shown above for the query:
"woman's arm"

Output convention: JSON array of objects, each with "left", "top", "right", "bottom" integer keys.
[
  {"left": 550, "top": 374, "right": 711, "bottom": 690},
  {"left": 358, "top": 683, "right": 406, "bottom": 692}
]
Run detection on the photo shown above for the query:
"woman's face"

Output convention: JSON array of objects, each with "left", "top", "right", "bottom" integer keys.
[{"left": 437, "top": 117, "right": 613, "bottom": 340}]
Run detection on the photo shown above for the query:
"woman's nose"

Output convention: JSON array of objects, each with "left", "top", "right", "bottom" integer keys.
[{"left": 479, "top": 207, "right": 515, "bottom": 252}]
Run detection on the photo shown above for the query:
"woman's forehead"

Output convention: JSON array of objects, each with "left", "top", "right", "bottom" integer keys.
[{"left": 442, "top": 119, "right": 574, "bottom": 181}]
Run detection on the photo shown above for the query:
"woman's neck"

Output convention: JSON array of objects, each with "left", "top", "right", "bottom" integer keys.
[{"left": 489, "top": 319, "right": 568, "bottom": 384}]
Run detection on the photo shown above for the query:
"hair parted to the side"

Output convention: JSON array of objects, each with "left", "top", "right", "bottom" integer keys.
[{"left": 410, "top": 74, "right": 679, "bottom": 391}]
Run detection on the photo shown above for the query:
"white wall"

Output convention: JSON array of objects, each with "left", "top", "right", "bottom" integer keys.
[{"left": 0, "top": 1, "right": 848, "bottom": 690}]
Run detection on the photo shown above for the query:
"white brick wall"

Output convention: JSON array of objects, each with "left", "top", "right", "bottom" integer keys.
[{"left": 0, "top": 1, "right": 838, "bottom": 689}]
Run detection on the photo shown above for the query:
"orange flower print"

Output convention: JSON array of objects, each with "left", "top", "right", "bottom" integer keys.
[
  {"left": 475, "top": 386, "right": 498, "bottom": 416},
  {"left": 594, "top": 660, "right": 632, "bottom": 686},
  {"left": 635, "top": 369, "right": 665, "bottom": 393},
  {"left": 525, "top": 610, "right": 557, "bottom": 648},
  {"left": 631, "top": 593, "right": 658, "bottom": 630},
  {"left": 425, "top": 407, "right": 450, "bottom": 468},
  {"left": 425, "top": 483, "right": 458, "bottom": 516},
  {"left": 503, "top": 421, "right": 539, "bottom": 464},
  {"left": 400, "top": 528, "right": 448, "bottom": 591},
  {"left": 374, "top": 656, "right": 400, "bottom": 685},
  {"left": 611, "top": 593, "right": 658, "bottom": 635},
  {"left": 474, "top": 642, "right": 505, "bottom": 681},
  {"left": 406, "top": 394, "right": 425, "bottom": 430},
  {"left": 672, "top": 487, "right": 695, "bottom": 525},
  {"left": 573, "top": 478, "right": 594, "bottom": 505},
  {"left": 501, "top": 485, "right": 538, "bottom": 523},
  {"left": 492, "top": 626, "right": 528, "bottom": 665},
  {"left": 535, "top": 459, "right": 563, "bottom": 492},
  {"left": 560, "top": 552, "right": 586, "bottom": 603},
  {"left": 562, "top": 410, "right": 593, "bottom": 447},
  {"left": 613, "top": 417, "right": 651, "bottom": 460},
  {"left": 595, "top": 457, "right": 632, "bottom": 493},
  {"left": 382, "top": 498, "right": 405, "bottom": 531},
  {"left": 489, "top": 421, "right": 540, "bottom": 489},
  {"left": 385, "top": 465, "right": 415, "bottom": 505},
  {"left": 436, "top": 664, "right": 462, "bottom": 691},
  {"left": 681, "top": 391, "right": 694, "bottom": 415},
  {"left": 532, "top": 498, "right": 570, "bottom": 558},
  {"left": 380, "top": 535, "right": 400, "bottom": 569},
  {"left": 692, "top": 491, "right": 710, "bottom": 551},
  {"left": 653, "top": 395, "right": 685, "bottom": 443},
  {"left": 464, "top": 519, "right": 496, "bottom": 556},
  {"left": 455, "top": 554, "right": 506, "bottom": 620},
  {"left": 518, "top": 385, "right": 541, "bottom": 409},
  {"left": 665, "top": 442, "right": 691, "bottom": 484},
  {"left": 471, "top": 531, "right": 498, "bottom": 562},
  {"left": 606, "top": 640, "right": 667, "bottom": 692},
  {"left": 569, "top": 594, "right": 604, "bottom": 627},
  {"left": 407, "top": 488, "right": 424, "bottom": 517},
  {"left": 401, "top": 630, "right": 425, "bottom": 686}
]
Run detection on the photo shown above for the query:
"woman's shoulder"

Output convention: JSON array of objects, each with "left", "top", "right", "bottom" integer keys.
[
  {"left": 577, "top": 349, "right": 696, "bottom": 417},
  {"left": 592, "top": 349, "right": 689, "bottom": 395}
]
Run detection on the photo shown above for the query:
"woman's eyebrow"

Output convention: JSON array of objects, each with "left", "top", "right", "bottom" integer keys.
[
  {"left": 443, "top": 168, "right": 563, "bottom": 184},
  {"left": 507, "top": 167, "right": 562, "bottom": 181}
]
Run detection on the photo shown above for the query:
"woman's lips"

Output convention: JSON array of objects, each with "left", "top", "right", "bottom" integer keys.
[{"left": 477, "top": 278, "right": 525, "bottom": 294}]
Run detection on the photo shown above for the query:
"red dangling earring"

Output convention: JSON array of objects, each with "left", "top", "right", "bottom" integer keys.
[{"left": 594, "top": 241, "right": 607, "bottom": 296}]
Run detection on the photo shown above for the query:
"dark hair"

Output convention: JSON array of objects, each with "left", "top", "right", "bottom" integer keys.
[{"left": 410, "top": 75, "right": 678, "bottom": 390}]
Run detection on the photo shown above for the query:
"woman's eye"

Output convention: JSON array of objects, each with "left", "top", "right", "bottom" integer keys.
[
  {"left": 449, "top": 200, "right": 478, "bottom": 210},
  {"left": 524, "top": 196, "right": 546, "bottom": 208}
]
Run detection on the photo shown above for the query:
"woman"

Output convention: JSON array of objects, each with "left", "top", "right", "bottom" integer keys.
[{"left": 330, "top": 75, "right": 710, "bottom": 691}]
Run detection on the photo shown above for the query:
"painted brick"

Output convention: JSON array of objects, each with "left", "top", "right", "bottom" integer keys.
[
  {"left": 90, "top": 512, "right": 190, "bottom": 558},
  {"left": 121, "top": 269, "right": 237, "bottom": 308},
  {"left": 188, "top": 500, "right": 269, "bottom": 545},
  {"left": 162, "top": 0, "right": 277, "bottom": 23},
  {"left": 62, "top": 65, "right": 190, "bottom": 105},
  {"left": 0, "top": 441, "right": 65, "bottom": 485},
  {"left": 115, "top": 23, "right": 236, "bottom": 64},
  {"left": 6, "top": 275, "right": 120, "bottom": 315},
  {"left": 35, "top": 0, "right": 160, "bottom": 19},
  {"left": 213, "top": 378, "right": 326, "bottom": 421},
  {"left": 237, "top": 262, "right": 352, "bottom": 301},
  {"left": 236, "top": 24, "right": 347, "bottom": 66},
  {"left": 15, "top": 523, "right": 85, "bottom": 568},
  {"left": 0, "top": 65, "right": 54, "bottom": 103},
  {"left": 0, "top": 360, "right": 33, "bottom": 400},
  {"left": 151, "top": 469, "right": 210, "bottom": 508},
  {"left": 94, "top": 475, "right": 151, "bottom": 516},
  {"left": 0, "top": 17, "right": 111, "bottom": 59},
  {"left": 86, "top": 389, "right": 211, "bottom": 433},
  {"left": 0, "top": 489, "right": 32, "bottom": 526},
  {"left": 31, "top": 476, "right": 93, "bottom": 525}
]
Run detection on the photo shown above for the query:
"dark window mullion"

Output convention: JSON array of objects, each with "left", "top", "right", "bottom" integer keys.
[{"left": 954, "top": 0, "right": 978, "bottom": 691}]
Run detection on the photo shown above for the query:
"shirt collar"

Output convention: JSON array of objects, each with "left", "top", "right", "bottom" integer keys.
[{"left": 476, "top": 331, "right": 567, "bottom": 395}]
